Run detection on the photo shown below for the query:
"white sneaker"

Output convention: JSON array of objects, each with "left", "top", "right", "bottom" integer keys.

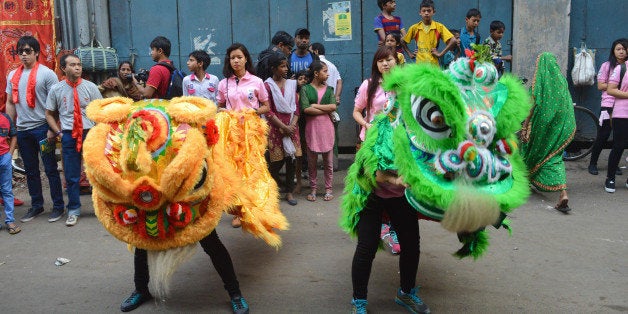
[{"left": 65, "top": 215, "right": 78, "bottom": 226}]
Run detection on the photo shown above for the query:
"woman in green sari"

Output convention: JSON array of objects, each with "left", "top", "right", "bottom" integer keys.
[{"left": 520, "top": 52, "right": 576, "bottom": 213}]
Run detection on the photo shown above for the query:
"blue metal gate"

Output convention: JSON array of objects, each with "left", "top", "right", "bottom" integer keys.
[{"left": 108, "top": 0, "right": 512, "bottom": 149}]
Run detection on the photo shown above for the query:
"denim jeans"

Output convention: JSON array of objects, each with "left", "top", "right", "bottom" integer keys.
[
  {"left": 17, "top": 124, "right": 64, "bottom": 211},
  {"left": 61, "top": 129, "right": 89, "bottom": 216},
  {"left": 0, "top": 152, "right": 15, "bottom": 223}
]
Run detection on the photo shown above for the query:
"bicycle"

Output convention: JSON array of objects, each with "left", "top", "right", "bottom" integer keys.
[{"left": 562, "top": 105, "right": 599, "bottom": 161}]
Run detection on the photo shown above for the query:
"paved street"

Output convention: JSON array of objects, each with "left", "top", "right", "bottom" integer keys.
[{"left": 1, "top": 153, "right": 626, "bottom": 313}]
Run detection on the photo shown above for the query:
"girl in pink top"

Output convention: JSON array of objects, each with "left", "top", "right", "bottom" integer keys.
[
  {"left": 216, "top": 43, "right": 270, "bottom": 228},
  {"left": 353, "top": 46, "right": 401, "bottom": 254},
  {"left": 299, "top": 61, "right": 337, "bottom": 202},
  {"left": 604, "top": 48, "right": 628, "bottom": 192},
  {"left": 353, "top": 46, "right": 398, "bottom": 142},
  {"left": 589, "top": 38, "right": 628, "bottom": 176},
  {"left": 216, "top": 43, "right": 270, "bottom": 114}
]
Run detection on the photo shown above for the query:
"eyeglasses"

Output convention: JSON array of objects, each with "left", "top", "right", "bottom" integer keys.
[{"left": 18, "top": 48, "right": 34, "bottom": 55}]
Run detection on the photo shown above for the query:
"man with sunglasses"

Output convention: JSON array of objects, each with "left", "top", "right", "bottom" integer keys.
[{"left": 5, "top": 36, "right": 65, "bottom": 223}]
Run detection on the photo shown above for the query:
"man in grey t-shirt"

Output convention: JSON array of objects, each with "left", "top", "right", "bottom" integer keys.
[
  {"left": 5, "top": 36, "right": 65, "bottom": 223},
  {"left": 45, "top": 53, "right": 101, "bottom": 227}
]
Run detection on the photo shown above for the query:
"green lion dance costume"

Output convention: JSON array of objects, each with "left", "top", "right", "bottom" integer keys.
[{"left": 341, "top": 47, "right": 531, "bottom": 259}]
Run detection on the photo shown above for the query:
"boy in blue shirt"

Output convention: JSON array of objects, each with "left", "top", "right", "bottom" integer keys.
[{"left": 460, "top": 8, "right": 481, "bottom": 51}]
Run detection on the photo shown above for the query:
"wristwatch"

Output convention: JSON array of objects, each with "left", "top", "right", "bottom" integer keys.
[{"left": 56, "top": 130, "right": 62, "bottom": 136}]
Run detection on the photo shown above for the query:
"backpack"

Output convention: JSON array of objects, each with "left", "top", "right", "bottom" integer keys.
[
  {"left": 458, "top": 28, "right": 481, "bottom": 45},
  {"left": 156, "top": 62, "right": 185, "bottom": 99}
]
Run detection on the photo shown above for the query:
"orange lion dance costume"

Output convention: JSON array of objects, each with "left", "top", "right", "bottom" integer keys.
[{"left": 83, "top": 96, "right": 288, "bottom": 296}]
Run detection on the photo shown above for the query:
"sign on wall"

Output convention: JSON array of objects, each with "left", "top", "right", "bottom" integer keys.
[{"left": 323, "top": 1, "right": 352, "bottom": 41}]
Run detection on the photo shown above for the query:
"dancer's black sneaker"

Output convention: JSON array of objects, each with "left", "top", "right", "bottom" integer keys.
[
  {"left": 605, "top": 178, "right": 616, "bottom": 193},
  {"left": 230, "top": 295, "right": 249, "bottom": 314},
  {"left": 120, "top": 290, "right": 152, "bottom": 312}
]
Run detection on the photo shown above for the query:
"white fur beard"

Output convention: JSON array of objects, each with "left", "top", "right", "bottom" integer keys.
[
  {"left": 440, "top": 187, "right": 501, "bottom": 233},
  {"left": 147, "top": 244, "right": 198, "bottom": 300}
]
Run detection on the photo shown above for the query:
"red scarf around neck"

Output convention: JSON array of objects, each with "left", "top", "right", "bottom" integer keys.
[
  {"left": 11, "top": 62, "right": 40, "bottom": 108},
  {"left": 66, "top": 78, "right": 84, "bottom": 152}
]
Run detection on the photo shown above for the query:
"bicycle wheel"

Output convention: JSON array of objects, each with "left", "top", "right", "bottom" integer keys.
[{"left": 563, "top": 106, "right": 599, "bottom": 161}]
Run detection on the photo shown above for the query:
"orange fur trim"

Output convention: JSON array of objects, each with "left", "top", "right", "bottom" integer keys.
[
  {"left": 86, "top": 97, "right": 134, "bottom": 123},
  {"left": 167, "top": 96, "right": 216, "bottom": 125}
]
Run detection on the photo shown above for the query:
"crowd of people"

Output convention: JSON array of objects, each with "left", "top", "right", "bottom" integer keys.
[{"left": 2, "top": 0, "right": 626, "bottom": 314}]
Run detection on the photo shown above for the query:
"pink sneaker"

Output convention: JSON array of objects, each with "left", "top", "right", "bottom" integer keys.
[
  {"left": 380, "top": 223, "right": 391, "bottom": 240},
  {"left": 388, "top": 230, "right": 401, "bottom": 254}
]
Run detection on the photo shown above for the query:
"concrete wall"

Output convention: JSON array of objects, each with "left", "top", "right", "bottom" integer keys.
[{"left": 512, "top": 0, "right": 571, "bottom": 82}]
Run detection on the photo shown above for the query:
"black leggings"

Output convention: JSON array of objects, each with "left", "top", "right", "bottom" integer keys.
[
  {"left": 606, "top": 118, "right": 628, "bottom": 180},
  {"left": 269, "top": 157, "right": 296, "bottom": 192},
  {"left": 589, "top": 118, "right": 612, "bottom": 166},
  {"left": 134, "top": 230, "right": 241, "bottom": 298},
  {"left": 351, "top": 195, "right": 420, "bottom": 300}
]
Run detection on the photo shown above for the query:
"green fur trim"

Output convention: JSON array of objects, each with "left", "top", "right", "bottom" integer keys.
[
  {"left": 494, "top": 74, "right": 532, "bottom": 139},
  {"left": 454, "top": 229, "right": 490, "bottom": 259},
  {"left": 339, "top": 116, "right": 388, "bottom": 236}
]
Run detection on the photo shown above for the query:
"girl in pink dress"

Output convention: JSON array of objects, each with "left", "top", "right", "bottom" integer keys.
[{"left": 299, "top": 61, "right": 337, "bottom": 201}]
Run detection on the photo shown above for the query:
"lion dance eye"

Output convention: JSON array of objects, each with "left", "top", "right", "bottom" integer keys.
[
  {"left": 193, "top": 163, "right": 208, "bottom": 190},
  {"left": 411, "top": 95, "right": 451, "bottom": 139}
]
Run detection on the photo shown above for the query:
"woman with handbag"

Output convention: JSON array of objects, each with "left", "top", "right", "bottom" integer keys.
[{"left": 588, "top": 38, "right": 628, "bottom": 176}]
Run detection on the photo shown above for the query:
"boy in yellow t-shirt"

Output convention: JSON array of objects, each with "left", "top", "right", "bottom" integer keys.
[{"left": 403, "top": 0, "right": 459, "bottom": 65}]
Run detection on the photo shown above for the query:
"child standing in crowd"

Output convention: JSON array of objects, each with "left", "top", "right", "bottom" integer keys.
[
  {"left": 299, "top": 61, "right": 336, "bottom": 202},
  {"left": 384, "top": 33, "right": 406, "bottom": 65},
  {"left": 217, "top": 43, "right": 270, "bottom": 227},
  {"left": 439, "top": 29, "right": 461, "bottom": 69},
  {"left": 459, "top": 8, "right": 482, "bottom": 51},
  {"left": 485, "top": 20, "right": 512, "bottom": 77},
  {"left": 353, "top": 46, "right": 399, "bottom": 254},
  {"left": 374, "top": 0, "right": 412, "bottom": 57},
  {"left": 294, "top": 69, "right": 309, "bottom": 194},
  {"left": 264, "top": 53, "right": 301, "bottom": 206},
  {"left": 403, "top": 0, "right": 458, "bottom": 64},
  {"left": 588, "top": 38, "right": 628, "bottom": 176},
  {"left": 183, "top": 50, "right": 219, "bottom": 103},
  {"left": 0, "top": 111, "right": 20, "bottom": 234},
  {"left": 296, "top": 70, "right": 309, "bottom": 92}
]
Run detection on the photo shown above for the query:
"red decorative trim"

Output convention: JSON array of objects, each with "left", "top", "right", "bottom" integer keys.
[
  {"left": 134, "top": 210, "right": 149, "bottom": 239},
  {"left": 113, "top": 204, "right": 126, "bottom": 225},
  {"left": 132, "top": 184, "right": 161, "bottom": 209},
  {"left": 167, "top": 203, "right": 192, "bottom": 228},
  {"left": 205, "top": 119, "right": 219, "bottom": 146}
]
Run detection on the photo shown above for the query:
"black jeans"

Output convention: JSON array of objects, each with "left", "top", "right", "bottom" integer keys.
[
  {"left": 351, "top": 194, "right": 420, "bottom": 300},
  {"left": 589, "top": 118, "right": 612, "bottom": 166},
  {"left": 134, "top": 230, "right": 241, "bottom": 298},
  {"left": 606, "top": 118, "right": 628, "bottom": 180},
  {"left": 269, "top": 157, "right": 296, "bottom": 192}
]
